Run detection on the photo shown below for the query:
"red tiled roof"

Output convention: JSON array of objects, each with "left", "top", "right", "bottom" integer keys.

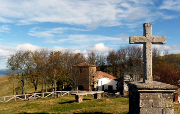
[
  {"left": 94, "top": 71, "right": 117, "bottom": 80},
  {"left": 74, "top": 62, "right": 96, "bottom": 67}
]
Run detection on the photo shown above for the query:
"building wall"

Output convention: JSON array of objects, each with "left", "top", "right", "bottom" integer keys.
[
  {"left": 75, "top": 66, "right": 97, "bottom": 91},
  {"left": 97, "top": 78, "right": 117, "bottom": 91},
  {"left": 89, "top": 67, "right": 96, "bottom": 88}
]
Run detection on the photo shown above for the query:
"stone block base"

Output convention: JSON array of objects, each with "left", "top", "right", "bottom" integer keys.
[
  {"left": 127, "top": 81, "right": 178, "bottom": 114},
  {"left": 75, "top": 95, "right": 83, "bottom": 103},
  {"left": 94, "top": 93, "right": 101, "bottom": 99}
]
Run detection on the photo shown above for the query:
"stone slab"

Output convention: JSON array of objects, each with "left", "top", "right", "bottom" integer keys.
[{"left": 126, "top": 81, "right": 178, "bottom": 90}]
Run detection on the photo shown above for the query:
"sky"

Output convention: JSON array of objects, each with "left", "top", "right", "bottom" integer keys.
[{"left": 0, "top": 0, "right": 180, "bottom": 69}]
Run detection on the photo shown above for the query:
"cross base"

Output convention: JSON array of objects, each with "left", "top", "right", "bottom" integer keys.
[{"left": 127, "top": 81, "right": 178, "bottom": 114}]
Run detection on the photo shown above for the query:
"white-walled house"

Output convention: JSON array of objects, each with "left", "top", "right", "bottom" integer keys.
[{"left": 93, "top": 71, "right": 119, "bottom": 91}]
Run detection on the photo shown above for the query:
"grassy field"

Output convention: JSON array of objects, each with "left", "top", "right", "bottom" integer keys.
[
  {"left": 0, "top": 95, "right": 129, "bottom": 114},
  {"left": 0, "top": 75, "right": 48, "bottom": 97},
  {"left": 0, "top": 76, "right": 180, "bottom": 114},
  {"left": 0, "top": 95, "right": 179, "bottom": 114}
]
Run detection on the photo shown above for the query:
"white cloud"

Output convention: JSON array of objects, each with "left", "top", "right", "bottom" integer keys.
[
  {"left": 28, "top": 27, "right": 88, "bottom": 38},
  {"left": 75, "top": 50, "right": 81, "bottom": 53},
  {"left": 50, "top": 46, "right": 67, "bottom": 52},
  {"left": 87, "top": 21, "right": 100, "bottom": 29},
  {"left": 0, "top": 0, "right": 121, "bottom": 26},
  {"left": 29, "top": 28, "right": 128, "bottom": 45},
  {"left": 0, "top": 25, "right": 10, "bottom": 33},
  {"left": 117, "top": 33, "right": 128, "bottom": 41},
  {"left": 56, "top": 34, "right": 128, "bottom": 45},
  {"left": 16, "top": 43, "right": 42, "bottom": 52},
  {"left": 0, "top": 0, "right": 177, "bottom": 28},
  {"left": 159, "top": 0, "right": 180, "bottom": 11},
  {"left": 0, "top": 43, "right": 69, "bottom": 69},
  {"left": 16, "top": 43, "right": 68, "bottom": 52},
  {"left": 152, "top": 44, "right": 180, "bottom": 52},
  {"left": 88, "top": 43, "right": 113, "bottom": 52}
]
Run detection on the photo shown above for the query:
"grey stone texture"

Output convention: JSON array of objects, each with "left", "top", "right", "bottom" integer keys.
[
  {"left": 129, "top": 23, "right": 166, "bottom": 83},
  {"left": 127, "top": 81, "right": 178, "bottom": 114},
  {"left": 74, "top": 63, "right": 96, "bottom": 91}
]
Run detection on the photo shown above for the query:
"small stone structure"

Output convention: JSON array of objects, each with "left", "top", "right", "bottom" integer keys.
[
  {"left": 71, "top": 91, "right": 104, "bottom": 103},
  {"left": 127, "top": 81, "right": 178, "bottom": 114},
  {"left": 74, "top": 63, "right": 97, "bottom": 91},
  {"left": 128, "top": 23, "right": 178, "bottom": 114}
]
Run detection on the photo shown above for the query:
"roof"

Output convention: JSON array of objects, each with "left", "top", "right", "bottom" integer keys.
[
  {"left": 74, "top": 62, "right": 96, "bottom": 67},
  {"left": 94, "top": 71, "right": 117, "bottom": 80}
]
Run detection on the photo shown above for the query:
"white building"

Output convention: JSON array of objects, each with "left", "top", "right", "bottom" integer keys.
[{"left": 93, "top": 71, "right": 119, "bottom": 91}]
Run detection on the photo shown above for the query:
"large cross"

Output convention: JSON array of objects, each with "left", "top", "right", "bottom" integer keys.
[{"left": 129, "top": 23, "right": 166, "bottom": 83}]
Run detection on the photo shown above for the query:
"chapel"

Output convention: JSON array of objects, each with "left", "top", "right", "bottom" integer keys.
[{"left": 74, "top": 62, "right": 119, "bottom": 91}]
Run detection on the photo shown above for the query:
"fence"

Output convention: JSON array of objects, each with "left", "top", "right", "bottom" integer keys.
[{"left": 0, "top": 91, "right": 79, "bottom": 103}]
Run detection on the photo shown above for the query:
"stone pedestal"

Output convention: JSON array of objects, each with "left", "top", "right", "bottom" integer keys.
[
  {"left": 127, "top": 81, "right": 178, "bottom": 114},
  {"left": 94, "top": 93, "right": 101, "bottom": 99},
  {"left": 75, "top": 95, "right": 83, "bottom": 103}
]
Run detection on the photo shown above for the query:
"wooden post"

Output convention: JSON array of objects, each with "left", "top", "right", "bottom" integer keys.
[
  {"left": 52, "top": 89, "right": 54, "bottom": 97},
  {"left": 25, "top": 94, "right": 26, "bottom": 100},
  {"left": 42, "top": 92, "right": 44, "bottom": 98},
  {"left": 175, "top": 93, "right": 178, "bottom": 103},
  {"left": 14, "top": 95, "right": 16, "bottom": 101},
  {"left": 4, "top": 97, "right": 5, "bottom": 102}
]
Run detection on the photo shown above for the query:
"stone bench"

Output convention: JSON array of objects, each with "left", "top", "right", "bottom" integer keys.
[{"left": 71, "top": 91, "right": 104, "bottom": 103}]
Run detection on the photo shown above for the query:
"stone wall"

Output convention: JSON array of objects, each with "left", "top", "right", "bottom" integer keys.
[
  {"left": 127, "top": 81, "right": 178, "bottom": 114},
  {"left": 140, "top": 92, "right": 174, "bottom": 114},
  {"left": 75, "top": 65, "right": 97, "bottom": 91}
]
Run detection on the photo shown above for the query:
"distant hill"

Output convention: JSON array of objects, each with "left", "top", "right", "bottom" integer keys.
[{"left": 0, "top": 69, "right": 8, "bottom": 77}]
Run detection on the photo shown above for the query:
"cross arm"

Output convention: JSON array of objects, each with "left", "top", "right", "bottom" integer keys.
[
  {"left": 151, "top": 36, "right": 166, "bottom": 44},
  {"left": 129, "top": 36, "right": 146, "bottom": 44}
]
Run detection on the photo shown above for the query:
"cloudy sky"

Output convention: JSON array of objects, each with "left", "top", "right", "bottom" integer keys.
[{"left": 0, "top": 0, "right": 180, "bottom": 69}]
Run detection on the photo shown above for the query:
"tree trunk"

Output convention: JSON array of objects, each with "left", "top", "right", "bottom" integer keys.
[
  {"left": 42, "top": 77, "right": 44, "bottom": 92},
  {"left": 45, "top": 76, "right": 47, "bottom": 92},
  {"left": 35, "top": 85, "right": 37, "bottom": 93},
  {"left": 22, "top": 80, "right": 24, "bottom": 94}
]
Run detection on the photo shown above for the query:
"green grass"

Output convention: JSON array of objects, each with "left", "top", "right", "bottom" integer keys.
[
  {"left": 0, "top": 95, "right": 129, "bottom": 114},
  {"left": 0, "top": 75, "right": 180, "bottom": 114},
  {"left": 0, "top": 75, "right": 49, "bottom": 97}
]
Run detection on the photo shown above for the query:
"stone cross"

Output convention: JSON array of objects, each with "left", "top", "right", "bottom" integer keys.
[{"left": 129, "top": 23, "right": 166, "bottom": 83}]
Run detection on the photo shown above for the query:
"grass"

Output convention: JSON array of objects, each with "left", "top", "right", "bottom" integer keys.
[
  {"left": 0, "top": 75, "right": 48, "bottom": 97},
  {"left": 0, "top": 95, "right": 129, "bottom": 114},
  {"left": 0, "top": 75, "right": 180, "bottom": 114},
  {"left": 175, "top": 103, "right": 180, "bottom": 114},
  {"left": 0, "top": 95, "right": 180, "bottom": 114}
]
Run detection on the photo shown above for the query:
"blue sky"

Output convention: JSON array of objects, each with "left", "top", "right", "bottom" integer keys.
[{"left": 0, "top": 0, "right": 180, "bottom": 69}]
